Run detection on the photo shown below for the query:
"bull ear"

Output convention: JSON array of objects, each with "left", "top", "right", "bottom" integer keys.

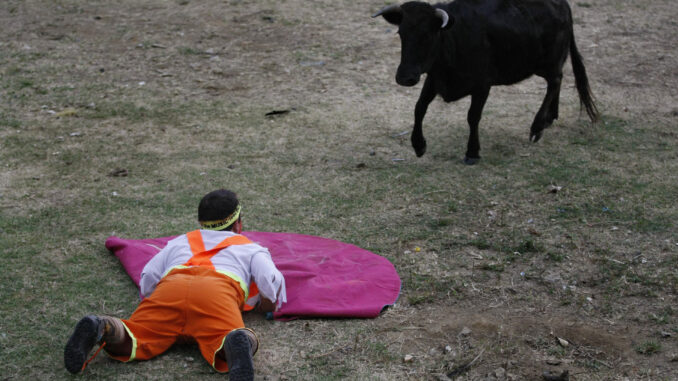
[
  {"left": 435, "top": 8, "right": 453, "bottom": 30},
  {"left": 372, "top": 4, "right": 402, "bottom": 25}
]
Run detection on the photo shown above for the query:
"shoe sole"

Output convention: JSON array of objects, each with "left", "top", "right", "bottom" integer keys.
[
  {"left": 225, "top": 331, "right": 254, "bottom": 381},
  {"left": 64, "top": 316, "right": 100, "bottom": 374}
]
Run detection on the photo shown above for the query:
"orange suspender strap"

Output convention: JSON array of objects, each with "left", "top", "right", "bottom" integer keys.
[
  {"left": 183, "top": 230, "right": 253, "bottom": 269},
  {"left": 242, "top": 282, "right": 259, "bottom": 312},
  {"left": 183, "top": 230, "right": 260, "bottom": 310}
]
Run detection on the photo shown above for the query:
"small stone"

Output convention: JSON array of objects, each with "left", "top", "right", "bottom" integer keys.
[
  {"left": 546, "top": 358, "right": 562, "bottom": 365},
  {"left": 494, "top": 367, "right": 506, "bottom": 378},
  {"left": 460, "top": 327, "right": 472, "bottom": 336},
  {"left": 557, "top": 337, "right": 569, "bottom": 347},
  {"left": 547, "top": 185, "right": 562, "bottom": 193},
  {"left": 403, "top": 354, "right": 414, "bottom": 362},
  {"left": 55, "top": 108, "right": 77, "bottom": 117},
  {"left": 444, "top": 345, "right": 452, "bottom": 353}
]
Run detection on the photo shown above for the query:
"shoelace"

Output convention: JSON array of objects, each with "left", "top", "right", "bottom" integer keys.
[{"left": 81, "top": 341, "right": 106, "bottom": 372}]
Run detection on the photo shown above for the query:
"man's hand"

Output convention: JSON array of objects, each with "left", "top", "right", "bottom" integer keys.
[{"left": 255, "top": 297, "right": 276, "bottom": 313}]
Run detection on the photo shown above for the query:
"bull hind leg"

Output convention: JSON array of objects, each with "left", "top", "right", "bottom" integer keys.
[{"left": 529, "top": 73, "right": 562, "bottom": 143}]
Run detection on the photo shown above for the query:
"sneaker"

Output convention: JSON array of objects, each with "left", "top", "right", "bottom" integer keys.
[
  {"left": 224, "top": 330, "right": 254, "bottom": 381},
  {"left": 64, "top": 315, "right": 103, "bottom": 374}
]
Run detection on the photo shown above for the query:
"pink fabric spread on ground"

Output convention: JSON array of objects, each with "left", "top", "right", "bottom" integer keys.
[{"left": 105, "top": 231, "right": 401, "bottom": 320}]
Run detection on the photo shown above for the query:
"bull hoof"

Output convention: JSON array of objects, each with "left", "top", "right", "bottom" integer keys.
[
  {"left": 463, "top": 156, "right": 480, "bottom": 165},
  {"left": 530, "top": 130, "right": 543, "bottom": 143},
  {"left": 414, "top": 145, "right": 426, "bottom": 157}
]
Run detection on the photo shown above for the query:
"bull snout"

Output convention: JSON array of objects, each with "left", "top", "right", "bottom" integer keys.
[{"left": 395, "top": 66, "right": 421, "bottom": 87}]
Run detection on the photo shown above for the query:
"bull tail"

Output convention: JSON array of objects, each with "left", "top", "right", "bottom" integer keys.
[{"left": 569, "top": 27, "right": 599, "bottom": 122}]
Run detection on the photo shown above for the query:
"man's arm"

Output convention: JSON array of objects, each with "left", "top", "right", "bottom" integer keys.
[
  {"left": 250, "top": 249, "right": 286, "bottom": 311},
  {"left": 139, "top": 244, "right": 171, "bottom": 297}
]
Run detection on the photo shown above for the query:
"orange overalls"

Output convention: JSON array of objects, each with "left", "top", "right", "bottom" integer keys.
[{"left": 111, "top": 230, "right": 260, "bottom": 372}]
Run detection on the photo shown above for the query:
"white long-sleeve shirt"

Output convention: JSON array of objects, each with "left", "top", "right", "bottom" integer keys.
[{"left": 139, "top": 230, "right": 286, "bottom": 309}]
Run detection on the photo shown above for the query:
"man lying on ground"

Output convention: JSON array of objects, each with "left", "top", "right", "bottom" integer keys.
[{"left": 65, "top": 189, "right": 286, "bottom": 381}]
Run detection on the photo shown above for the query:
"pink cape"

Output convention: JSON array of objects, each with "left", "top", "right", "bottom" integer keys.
[{"left": 105, "top": 231, "right": 401, "bottom": 320}]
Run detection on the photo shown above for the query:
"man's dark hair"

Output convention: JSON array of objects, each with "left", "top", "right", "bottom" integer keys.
[{"left": 198, "top": 189, "right": 240, "bottom": 231}]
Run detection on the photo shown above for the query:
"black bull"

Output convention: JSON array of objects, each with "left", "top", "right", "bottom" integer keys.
[{"left": 373, "top": 0, "right": 598, "bottom": 164}]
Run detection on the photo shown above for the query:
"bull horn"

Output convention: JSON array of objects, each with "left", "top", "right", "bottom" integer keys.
[
  {"left": 372, "top": 4, "right": 401, "bottom": 18},
  {"left": 435, "top": 8, "right": 449, "bottom": 28}
]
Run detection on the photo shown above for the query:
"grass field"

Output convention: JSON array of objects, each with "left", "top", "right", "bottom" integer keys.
[{"left": 1, "top": 0, "right": 677, "bottom": 379}]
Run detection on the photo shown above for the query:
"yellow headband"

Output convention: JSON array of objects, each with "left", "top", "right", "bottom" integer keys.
[{"left": 199, "top": 204, "right": 241, "bottom": 231}]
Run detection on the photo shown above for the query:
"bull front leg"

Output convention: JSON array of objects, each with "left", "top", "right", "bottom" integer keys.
[
  {"left": 411, "top": 77, "right": 437, "bottom": 157},
  {"left": 464, "top": 87, "right": 490, "bottom": 165}
]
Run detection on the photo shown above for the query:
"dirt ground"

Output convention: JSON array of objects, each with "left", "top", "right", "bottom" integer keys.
[{"left": 2, "top": 0, "right": 677, "bottom": 379}]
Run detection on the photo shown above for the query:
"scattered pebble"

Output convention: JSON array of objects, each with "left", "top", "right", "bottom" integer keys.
[
  {"left": 300, "top": 60, "right": 325, "bottom": 67},
  {"left": 557, "top": 337, "right": 569, "bottom": 347},
  {"left": 55, "top": 108, "right": 77, "bottom": 117},
  {"left": 403, "top": 354, "right": 414, "bottom": 362},
  {"left": 543, "top": 370, "right": 569, "bottom": 381},
  {"left": 108, "top": 168, "right": 128, "bottom": 177},
  {"left": 547, "top": 185, "right": 562, "bottom": 193}
]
